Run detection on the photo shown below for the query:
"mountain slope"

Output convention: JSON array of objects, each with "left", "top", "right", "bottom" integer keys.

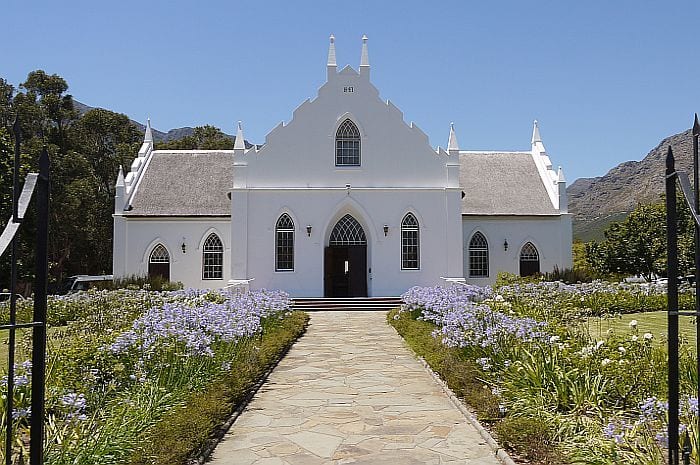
[{"left": 568, "top": 128, "right": 694, "bottom": 241}]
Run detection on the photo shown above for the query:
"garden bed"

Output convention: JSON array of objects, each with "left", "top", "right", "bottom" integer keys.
[
  {"left": 390, "top": 279, "right": 699, "bottom": 464},
  {"left": 1, "top": 288, "right": 308, "bottom": 465}
]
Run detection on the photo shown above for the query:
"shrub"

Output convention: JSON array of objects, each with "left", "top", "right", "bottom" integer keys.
[
  {"left": 543, "top": 265, "right": 598, "bottom": 283},
  {"left": 494, "top": 416, "right": 560, "bottom": 464},
  {"left": 96, "top": 274, "right": 183, "bottom": 291}
]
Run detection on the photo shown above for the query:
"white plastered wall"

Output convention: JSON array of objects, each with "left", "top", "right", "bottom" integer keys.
[
  {"left": 113, "top": 217, "right": 231, "bottom": 289},
  {"left": 462, "top": 215, "right": 573, "bottom": 286}
]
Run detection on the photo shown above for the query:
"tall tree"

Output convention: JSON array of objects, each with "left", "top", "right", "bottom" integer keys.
[{"left": 586, "top": 197, "right": 694, "bottom": 280}]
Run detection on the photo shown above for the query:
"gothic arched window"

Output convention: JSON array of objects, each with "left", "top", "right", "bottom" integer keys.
[
  {"left": 401, "top": 213, "right": 419, "bottom": 270},
  {"left": 335, "top": 119, "right": 360, "bottom": 166},
  {"left": 469, "top": 232, "right": 489, "bottom": 278},
  {"left": 519, "top": 242, "right": 540, "bottom": 277},
  {"left": 202, "top": 233, "right": 224, "bottom": 280},
  {"left": 148, "top": 244, "right": 170, "bottom": 281},
  {"left": 275, "top": 214, "right": 294, "bottom": 271}
]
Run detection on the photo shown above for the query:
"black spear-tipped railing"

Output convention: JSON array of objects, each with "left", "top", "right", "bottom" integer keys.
[
  {"left": 0, "top": 117, "right": 50, "bottom": 465},
  {"left": 665, "top": 114, "right": 700, "bottom": 465}
]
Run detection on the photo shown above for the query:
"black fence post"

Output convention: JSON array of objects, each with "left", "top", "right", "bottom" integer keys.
[
  {"left": 667, "top": 145, "right": 680, "bottom": 465},
  {"left": 693, "top": 113, "right": 700, "bottom": 452},
  {"left": 30, "top": 147, "right": 49, "bottom": 465}
]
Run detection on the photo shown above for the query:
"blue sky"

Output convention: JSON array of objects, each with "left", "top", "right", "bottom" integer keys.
[{"left": 4, "top": 1, "right": 700, "bottom": 183}]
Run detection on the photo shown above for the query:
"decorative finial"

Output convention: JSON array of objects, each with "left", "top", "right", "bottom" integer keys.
[
  {"left": 531, "top": 119, "right": 542, "bottom": 144},
  {"left": 360, "top": 34, "right": 369, "bottom": 68},
  {"left": 234, "top": 120, "right": 245, "bottom": 151},
  {"left": 693, "top": 113, "right": 700, "bottom": 137},
  {"left": 557, "top": 166, "right": 566, "bottom": 183},
  {"left": 144, "top": 117, "right": 153, "bottom": 143},
  {"left": 327, "top": 34, "right": 337, "bottom": 67},
  {"left": 116, "top": 165, "right": 125, "bottom": 187},
  {"left": 448, "top": 122, "right": 459, "bottom": 153}
]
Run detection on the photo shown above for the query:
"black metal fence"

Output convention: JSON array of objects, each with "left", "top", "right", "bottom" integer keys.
[
  {"left": 665, "top": 114, "right": 700, "bottom": 465},
  {"left": 0, "top": 117, "right": 49, "bottom": 465}
]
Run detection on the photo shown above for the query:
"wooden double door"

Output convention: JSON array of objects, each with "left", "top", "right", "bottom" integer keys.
[{"left": 324, "top": 245, "right": 367, "bottom": 297}]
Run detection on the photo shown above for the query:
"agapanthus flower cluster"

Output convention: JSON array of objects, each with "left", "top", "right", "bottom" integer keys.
[
  {"left": 402, "top": 285, "right": 547, "bottom": 350},
  {"left": 109, "top": 289, "right": 290, "bottom": 358},
  {"left": 603, "top": 396, "right": 698, "bottom": 449},
  {"left": 60, "top": 392, "right": 88, "bottom": 421}
]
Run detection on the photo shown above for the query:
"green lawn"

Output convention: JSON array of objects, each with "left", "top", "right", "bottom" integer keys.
[
  {"left": 584, "top": 311, "right": 698, "bottom": 348},
  {"left": 0, "top": 327, "right": 62, "bottom": 370}
]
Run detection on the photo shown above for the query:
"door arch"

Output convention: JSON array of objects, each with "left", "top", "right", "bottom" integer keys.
[
  {"left": 519, "top": 242, "right": 540, "bottom": 277},
  {"left": 148, "top": 244, "right": 170, "bottom": 281},
  {"left": 325, "top": 214, "right": 367, "bottom": 297}
]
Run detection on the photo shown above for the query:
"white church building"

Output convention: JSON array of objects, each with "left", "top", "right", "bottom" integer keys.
[{"left": 112, "top": 36, "right": 572, "bottom": 297}]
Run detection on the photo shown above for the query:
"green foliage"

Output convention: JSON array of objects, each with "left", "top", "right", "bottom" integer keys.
[
  {"left": 586, "top": 198, "right": 695, "bottom": 280},
  {"left": 494, "top": 417, "right": 560, "bottom": 464},
  {"left": 0, "top": 289, "right": 306, "bottom": 464},
  {"left": 157, "top": 125, "right": 234, "bottom": 150},
  {"left": 96, "top": 275, "right": 183, "bottom": 292},
  {"left": 542, "top": 265, "right": 598, "bottom": 283},
  {"left": 0, "top": 71, "right": 143, "bottom": 288},
  {"left": 128, "top": 311, "right": 308, "bottom": 465}
]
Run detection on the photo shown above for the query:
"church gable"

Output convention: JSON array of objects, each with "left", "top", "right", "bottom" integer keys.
[{"left": 238, "top": 36, "right": 453, "bottom": 189}]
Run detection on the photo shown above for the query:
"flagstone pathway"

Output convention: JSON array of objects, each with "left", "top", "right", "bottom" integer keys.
[{"left": 209, "top": 311, "right": 503, "bottom": 465}]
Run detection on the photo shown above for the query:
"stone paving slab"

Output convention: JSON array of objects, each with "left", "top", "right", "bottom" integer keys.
[{"left": 209, "top": 311, "right": 502, "bottom": 465}]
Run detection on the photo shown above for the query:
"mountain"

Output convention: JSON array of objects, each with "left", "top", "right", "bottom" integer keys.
[
  {"left": 72, "top": 99, "right": 237, "bottom": 143},
  {"left": 568, "top": 128, "right": 694, "bottom": 242}
]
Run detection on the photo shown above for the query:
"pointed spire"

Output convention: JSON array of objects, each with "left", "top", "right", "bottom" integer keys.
[
  {"left": 360, "top": 35, "right": 369, "bottom": 67},
  {"left": 531, "top": 119, "right": 541, "bottom": 144},
  {"left": 448, "top": 122, "right": 459, "bottom": 154},
  {"left": 234, "top": 121, "right": 245, "bottom": 151},
  {"left": 693, "top": 113, "right": 700, "bottom": 137},
  {"left": 666, "top": 146, "right": 675, "bottom": 174},
  {"left": 557, "top": 166, "right": 566, "bottom": 183},
  {"left": 144, "top": 118, "right": 153, "bottom": 143},
  {"left": 116, "top": 165, "right": 125, "bottom": 187},
  {"left": 327, "top": 34, "right": 337, "bottom": 67}
]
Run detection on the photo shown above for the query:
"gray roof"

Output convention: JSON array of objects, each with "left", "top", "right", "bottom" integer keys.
[
  {"left": 127, "top": 151, "right": 232, "bottom": 216},
  {"left": 459, "top": 152, "right": 558, "bottom": 216}
]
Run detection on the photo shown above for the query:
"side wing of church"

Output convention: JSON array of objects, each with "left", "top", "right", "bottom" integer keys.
[{"left": 112, "top": 36, "right": 572, "bottom": 296}]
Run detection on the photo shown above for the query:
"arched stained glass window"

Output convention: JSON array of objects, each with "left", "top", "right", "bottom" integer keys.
[
  {"left": 276, "top": 214, "right": 294, "bottom": 271},
  {"left": 329, "top": 214, "right": 366, "bottom": 245},
  {"left": 335, "top": 119, "right": 360, "bottom": 166},
  {"left": 202, "top": 233, "right": 224, "bottom": 280},
  {"left": 469, "top": 232, "right": 489, "bottom": 278},
  {"left": 519, "top": 242, "right": 540, "bottom": 277},
  {"left": 401, "top": 213, "right": 419, "bottom": 270},
  {"left": 148, "top": 244, "right": 170, "bottom": 281}
]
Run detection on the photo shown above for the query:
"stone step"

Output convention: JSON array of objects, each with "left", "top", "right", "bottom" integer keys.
[{"left": 292, "top": 297, "right": 403, "bottom": 312}]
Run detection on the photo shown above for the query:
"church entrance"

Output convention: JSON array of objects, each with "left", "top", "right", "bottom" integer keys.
[{"left": 324, "top": 214, "right": 368, "bottom": 297}]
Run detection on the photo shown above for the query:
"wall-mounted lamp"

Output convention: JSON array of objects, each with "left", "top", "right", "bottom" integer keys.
[
  {"left": 383, "top": 224, "right": 389, "bottom": 237},
  {"left": 503, "top": 239, "right": 509, "bottom": 251},
  {"left": 181, "top": 240, "right": 187, "bottom": 254},
  {"left": 306, "top": 225, "right": 312, "bottom": 237}
]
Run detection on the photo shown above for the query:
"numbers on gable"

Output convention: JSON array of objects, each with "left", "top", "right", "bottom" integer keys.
[{"left": 343, "top": 86, "right": 354, "bottom": 93}]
